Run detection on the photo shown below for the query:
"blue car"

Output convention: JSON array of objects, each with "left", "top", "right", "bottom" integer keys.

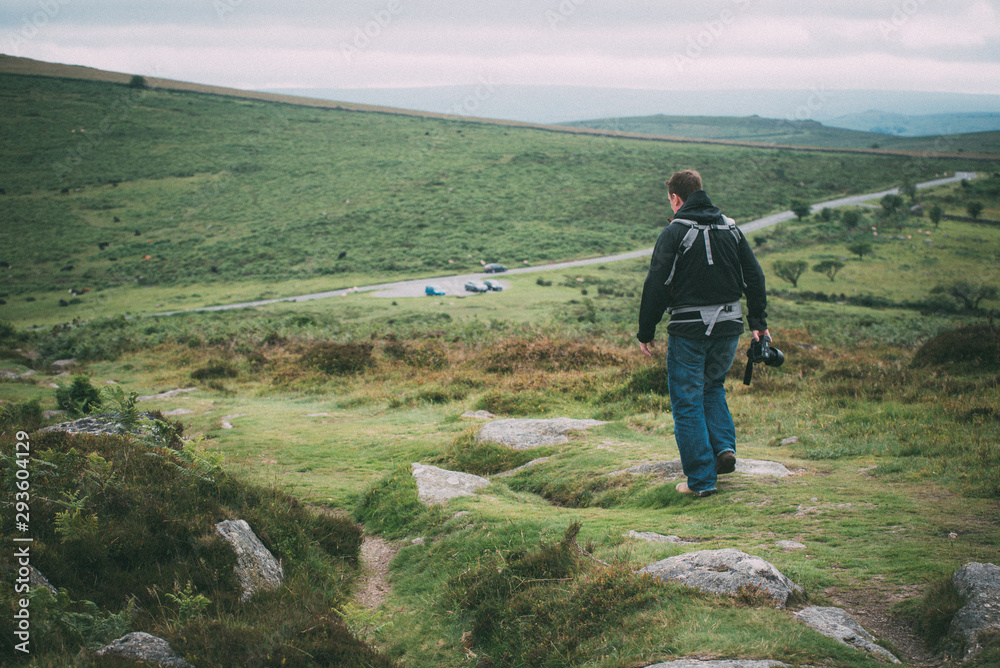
[{"left": 425, "top": 285, "right": 445, "bottom": 296}]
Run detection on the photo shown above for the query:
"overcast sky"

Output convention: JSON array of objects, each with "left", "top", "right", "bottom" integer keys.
[{"left": 3, "top": 0, "right": 1000, "bottom": 96}]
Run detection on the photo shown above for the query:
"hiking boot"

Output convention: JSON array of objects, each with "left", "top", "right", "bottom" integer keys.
[
  {"left": 676, "top": 482, "right": 717, "bottom": 498},
  {"left": 716, "top": 451, "right": 736, "bottom": 475}
]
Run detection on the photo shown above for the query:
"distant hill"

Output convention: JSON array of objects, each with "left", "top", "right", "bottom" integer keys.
[
  {"left": 824, "top": 111, "right": 1000, "bottom": 137},
  {"left": 560, "top": 114, "right": 888, "bottom": 149},
  {"left": 268, "top": 85, "right": 1000, "bottom": 127},
  {"left": 560, "top": 114, "right": 1000, "bottom": 155}
]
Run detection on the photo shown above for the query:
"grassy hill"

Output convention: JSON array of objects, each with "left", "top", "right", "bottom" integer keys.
[
  {"left": 563, "top": 114, "right": 1000, "bottom": 155},
  {"left": 2, "top": 61, "right": 1000, "bottom": 667},
  {"left": 2, "top": 68, "right": 995, "bottom": 326}
]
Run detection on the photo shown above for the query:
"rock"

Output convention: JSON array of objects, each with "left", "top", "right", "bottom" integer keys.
[
  {"left": 39, "top": 413, "right": 157, "bottom": 436},
  {"left": 51, "top": 358, "right": 78, "bottom": 370},
  {"left": 0, "top": 369, "right": 20, "bottom": 379},
  {"left": 627, "top": 530, "right": 693, "bottom": 545},
  {"left": 462, "top": 410, "right": 495, "bottom": 419},
  {"left": 411, "top": 463, "right": 489, "bottom": 505},
  {"left": 96, "top": 632, "right": 193, "bottom": 667},
  {"left": 637, "top": 548, "right": 803, "bottom": 608},
  {"left": 28, "top": 566, "right": 57, "bottom": 595},
  {"left": 775, "top": 541, "right": 806, "bottom": 550},
  {"left": 162, "top": 408, "right": 193, "bottom": 416},
  {"left": 950, "top": 562, "right": 1000, "bottom": 660},
  {"left": 494, "top": 457, "right": 550, "bottom": 477},
  {"left": 476, "top": 417, "right": 607, "bottom": 449},
  {"left": 779, "top": 436, "right": 799, "bottom": 446},
  {"left": 214, "top": 519, "right": 284, "bottom": 602},
  {"left": 612, "top": 458, "right": 791, "bottom": 478},
  {"left": 645, "top": 660, "right": 789, "bottom": 668},
  {"left": 305, "top": 412, "right": 330, "bottom": 417},
  {"left": 136, "top": 387, "right": 197, "bottom": 402},
  {"left": 42, "top": 409, "right": 66, "bottom": 420},
  {"left": 794, "top": 606, "right": 900, "bottom": 663},
  {"left": 613, "top": 460, "right": 684, "bottom": 477}
]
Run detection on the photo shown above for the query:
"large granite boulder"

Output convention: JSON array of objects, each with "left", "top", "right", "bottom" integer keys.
[
  {"left": 96, "top": 632, "right": 192, "bottom": 667},
  {"left": 214, "top": 519, "right": 284, "bottom": 602},
  {"left": 637, "top": 548, "right": 803, "bottom": 608},
  {"left": 476, "top": 417, "right": 607, "bottom": 449},
  {"left": 411, "top": 463, "right": 490, "bottom": 505},
  {"left": 950, "top": 562, "right": 1000, "bottom": 660},
  {"left": 794, "top": 606, "right": 900, "bottom": 663}
]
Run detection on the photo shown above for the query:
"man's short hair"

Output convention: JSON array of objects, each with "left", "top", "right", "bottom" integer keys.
[{"left": 667, "top": 170, "right": 703, "bottom": 202}]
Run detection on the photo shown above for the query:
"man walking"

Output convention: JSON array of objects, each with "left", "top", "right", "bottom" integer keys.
[{"left": 637, "top": 169, "right": 769, "bottom": 497}]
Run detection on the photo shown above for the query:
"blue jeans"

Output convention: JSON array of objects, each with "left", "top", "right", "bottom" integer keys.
[{"left": 666, "top": 334, "right": 739, "bottom": 493}]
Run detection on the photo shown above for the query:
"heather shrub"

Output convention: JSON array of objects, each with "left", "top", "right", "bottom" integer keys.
[{"left": 301, "top": 341, "right": 375, "bottom": 375}]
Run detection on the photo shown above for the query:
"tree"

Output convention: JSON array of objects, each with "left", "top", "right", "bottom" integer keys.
[
  {"left": 880, "top": 193, "right": 904, "bottom": 216},
  {"left": 847, "top": 239, "right": 873, "bottom": 261},
  {"left": 842, "top": 209, "right": 862, "bottom": 230},
  {"left": 931, "top": 281, "right": 999, "bottom": 310},
  {"left": 900, "top": 181, "right": 918, "bottom": 203},
  {"left": 966, "top": 201, "right": 985, "bottom": 219},
  {"left": 128, "top": 74, "right": 148, "bottom": 89},
  {"left": 790, "top": 200, "right": 811, "bottom": 220},
  {"left": 928, "top": 204, "right": 944, "bottom": 228},
  {"left": 773, "top": 260, "right": 808, "bottom": 288},
  {"left": 813, "top": 260, "right": 845, "bottom": 282}
]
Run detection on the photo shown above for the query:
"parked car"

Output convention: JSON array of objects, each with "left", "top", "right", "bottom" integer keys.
[
  {"left": 483, "top": 279, "right": 503, "bottom": 292},
  {"left": 484, "top": 263, "right": 507, "bottom": 273},
  {"left": 464, "top": 281, "right": 488, "bottom": 293},
  {"left": 425, "top": 285, "right": 445, "bottom": 296}
]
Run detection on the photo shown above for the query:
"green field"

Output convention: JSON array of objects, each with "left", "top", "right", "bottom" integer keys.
[
  {"left": 2, "top": 68, "right": 1000, "bottom": 668},
  {"left": 2, "top": 71, "right": 995, "bottom": 326}
]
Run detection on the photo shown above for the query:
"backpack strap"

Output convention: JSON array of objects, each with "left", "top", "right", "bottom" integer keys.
[{"left": 664, "top": 217, "right": 742, "bottom": 286}]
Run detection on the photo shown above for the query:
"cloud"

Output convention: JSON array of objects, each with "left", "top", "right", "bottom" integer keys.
[{"left": 2, "top": 0, "right": 999, "bottom": 96}]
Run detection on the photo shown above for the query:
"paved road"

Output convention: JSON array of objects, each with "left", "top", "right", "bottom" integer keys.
[{"left": 150, "top": 171, "right": 977, "bottom": 314}]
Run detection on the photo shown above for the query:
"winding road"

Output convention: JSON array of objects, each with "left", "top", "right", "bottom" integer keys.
[{"left": 150, "top": 171, "right": 976, "bottom": 315}]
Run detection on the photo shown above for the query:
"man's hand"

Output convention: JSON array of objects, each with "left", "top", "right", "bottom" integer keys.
[
  {"left": 752, "top": 329, "right": 771, "bottom": 342},
  {"left": 639, "top": 340, "right": 655, "bottom": 358}
]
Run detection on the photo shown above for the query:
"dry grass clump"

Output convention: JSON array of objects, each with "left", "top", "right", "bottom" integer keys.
[
  {"left": 911, "top": 323, "right": 1000, "bottom": 370},
  {"left": 478, "top": 337, "right": 624, "bottom": 374}
]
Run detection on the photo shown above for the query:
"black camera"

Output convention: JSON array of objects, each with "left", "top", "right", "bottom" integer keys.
[{"left": 742, "top": 334, "right": 784, "bottom": 386}]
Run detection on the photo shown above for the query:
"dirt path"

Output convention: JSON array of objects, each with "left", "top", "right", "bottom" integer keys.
[
  {"left": 824, "top": 586, "right": 945, "bottom": 667},
  {"left": 356, "top": 535, "right": 401, "bottom": 609}
]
